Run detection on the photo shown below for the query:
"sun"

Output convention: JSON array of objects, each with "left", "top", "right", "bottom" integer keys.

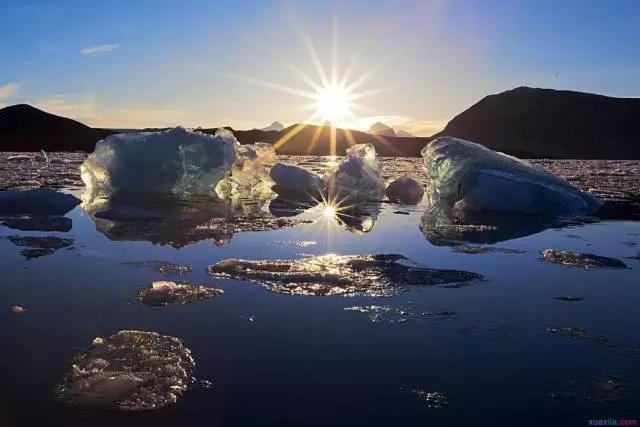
[
  {"left": 313, "top": 83, "right": 354, "bottom": 127},
  {"left": 231, "top": 19, "right": 391, "bottom": 154}
]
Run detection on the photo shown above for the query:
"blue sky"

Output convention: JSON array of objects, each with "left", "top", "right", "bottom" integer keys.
[{"left": 1, "top": 0, "right": 639, "bottom": 134}]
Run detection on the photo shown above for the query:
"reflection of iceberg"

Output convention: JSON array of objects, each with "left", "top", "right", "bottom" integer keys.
[
  {"left": 83, "top": 195, "right": 306, "bottom": 248},
  {"left": 0, "top": 188, "right": 79, "bottom": 215},
  {"left": 334, "top": 203, "right": 381, "bottom": 234},
  {"left": 81, "top": 127, "right": 237, "bottom": 198},
  {"left": 419, "top": 201, "right": 585, "bottom": 246},
  {"left": 325, "top": 144, "right": 385, "bottom": 202},
  {"left": 422, "top": 137, "right": 601, "bottom": 216}
]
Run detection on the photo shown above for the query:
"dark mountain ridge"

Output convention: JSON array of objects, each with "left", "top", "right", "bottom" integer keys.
[
  {"left": 435, "top": 86, "right": 640, "bottom": 159},
  {"left": 3, "top": 86, "right": 640, "bottom": 158},
  {"left": 0, "top": 104, "right": 114, "bottom": 152}
]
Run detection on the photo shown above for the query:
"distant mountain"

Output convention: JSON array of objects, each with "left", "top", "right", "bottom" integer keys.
[
  {"left": 435, "top": 87, "right": 640, "bottom": 159},
  {"left": 0, "top": 104, "right": 114, "bottom": 152},
  {"left": 260, "top": 121, "right": 285, "bottom": 132},
  {"left": 368, "top": 121, "right": 396, "bottom": 137},
  {"left": 204, "top": 124, "right": 429, "bottom": 157},
  {"left": 396, "top": 130, "right": 415, "bottom": 138}
]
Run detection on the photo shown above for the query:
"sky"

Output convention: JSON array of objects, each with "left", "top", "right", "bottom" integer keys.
[{"left": 1, "top": 0, "right": 639, "bottom": 135}]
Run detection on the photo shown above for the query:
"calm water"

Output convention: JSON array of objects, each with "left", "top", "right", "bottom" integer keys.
[{"left": 1, "top": 156, "right": 639, "bottom": 426}]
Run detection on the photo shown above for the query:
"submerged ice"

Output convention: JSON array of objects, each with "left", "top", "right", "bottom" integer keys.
[
  {"left": 81, "top": 127, "right": 237, "bottom": 198},
  {"left": 208, "top": 254, "right": 483, "bottom": 296},
  {"left": 422, "top": 137, "right": 601, "bottom": 216},
  {"left": 55, "top": 330, "right": 194, "bottom": 411}
]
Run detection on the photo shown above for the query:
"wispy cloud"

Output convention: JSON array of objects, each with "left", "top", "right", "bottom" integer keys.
[
  {"left": 81, "top": 43, "right": 119, "bottom": 55},
  {"left": 0, "top": 82, "right": 20, "bottom": 100},
  {"left": 0, "top": 82, "right": 20, "bottom": 107}
]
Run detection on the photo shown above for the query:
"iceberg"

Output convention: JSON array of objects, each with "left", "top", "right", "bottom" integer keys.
[
  {"left": 270, "top": 163, "right": 324, "bottom": 198},
  {"left": 325, "top": 144, "right": 385, "bottom": 202},
  {"left": 81, "top": 127, "right": 237, "bottom": 198},
  {"left": 422, "top": 137, "right": 601, "bottom": 216}
]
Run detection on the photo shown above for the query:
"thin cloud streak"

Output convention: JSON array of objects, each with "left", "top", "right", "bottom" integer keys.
[{"left": 81, "top": 44, "right": 119, "bottom": 55}]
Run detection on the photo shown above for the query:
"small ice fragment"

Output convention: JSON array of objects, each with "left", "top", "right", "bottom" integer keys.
[
  {"left": 10, "top": 305, "right": 27, "bottom": 314},
  {"left": 385, "top": 176, "right": 424, "bottom": 204},
  {"left": 270, "top": 163, "right": 324, "bottom": 198},
  {"left": 540, "top": 249, "right": 627, "bottom": 269}
]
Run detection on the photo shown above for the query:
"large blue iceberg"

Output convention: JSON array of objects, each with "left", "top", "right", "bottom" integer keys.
[
  {"left": 81, "top": 127, "right": 237, "bottom": 198},
  {"left": 422, "top": 137, "right": 601, "bottom": 216}
]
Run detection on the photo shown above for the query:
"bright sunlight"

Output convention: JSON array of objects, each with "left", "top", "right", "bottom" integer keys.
[{"left": 313, "top": 83, "right": 354, "bottom": 127}]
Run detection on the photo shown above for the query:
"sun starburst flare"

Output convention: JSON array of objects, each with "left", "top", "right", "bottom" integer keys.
[{"left": 228, "top": 19, "right": 391, "bottom": 155}]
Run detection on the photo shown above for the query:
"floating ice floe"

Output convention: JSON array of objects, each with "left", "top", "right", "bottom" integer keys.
[
  {"left": 385, "top": 176, "right": 424, "bottom": 204},
  {"left": 539, "top": 249, "right": 628, "bottom": 269},
  {"left": 81, "top": 127, "right": 237, "bottom": 198},
  {"left": 325, "top": 144, "right": 385, "bottom": 202},
  {"left": 208, "top": 254, "right": 483, "bottom": 297},
  {"left": 55, "top": 330, "right": 194, "bottom": 411},
  {"left": 422, "top": 137, "right": 602, "bottom": 216},
  {"left": 270, "top": 163, "right": 324, "bottom": 199},
  {"left": 0, "top": 188, "right": 80, "bottom": 215},
  {"left": 137, "top": 281, "right": 223, "bottom": 307}
]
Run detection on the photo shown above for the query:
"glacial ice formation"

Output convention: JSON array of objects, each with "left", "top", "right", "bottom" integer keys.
[
  {"left": 325, "top": 144, "right": 385, "bottom": 201},
  {"left": 270, "top": 163, "right": 324, "bottom": 198},
  {"left": 81, "top": 127, "right": 237, "bottom": 198},
  {"left": 385, "top": 176, "right": 424, "bottom": 204},
  {"left": 422, "top": 137, "right": 602, "bottom": 216}
]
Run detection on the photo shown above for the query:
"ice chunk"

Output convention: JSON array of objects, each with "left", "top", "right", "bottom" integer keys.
[
  {"left": 137, "top": 281, "right": 223, "bottom": 307},
  {"left": 422, "top": 137, "right": 601, "bottom": 216},
  {"left": 215, "top": 142, "right": 275, "bottom": 198},
  {"left": 81, "top": 127, "right": 237, "bottom": 198},
  {"left": 270, "top": 163, "right": 324, "bottom": 198},
  {"left": 385, "top": 176, "right": 424, "bottom": 204},
  {"left": 325, "top": 144, "right": 385, "bottom": 202},
  {"left": 539, "top": 249, "right": 628, "bottom": 269},
  {"left": 35, "top": 150, "right": 48, "bottom": 163},
  {"left": 0, "top": 188, "right": 80, "bottom": 215}
]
